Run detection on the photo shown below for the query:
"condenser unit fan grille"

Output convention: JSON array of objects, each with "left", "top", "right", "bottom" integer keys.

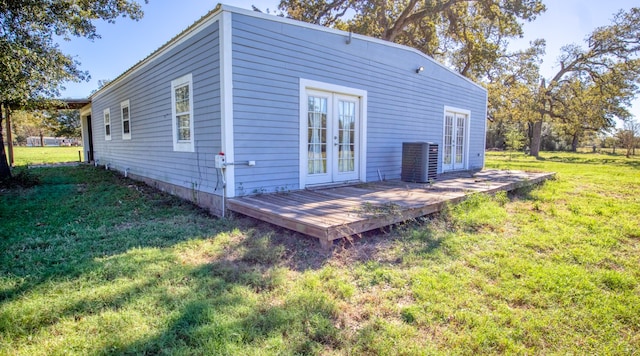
[{"left": 401, "top": 142, "right": 438, "bottom": 183}]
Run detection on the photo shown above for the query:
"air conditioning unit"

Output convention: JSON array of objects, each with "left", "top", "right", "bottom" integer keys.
[{"left": 401, "top": 142, "right": 438, "bottom": 183}]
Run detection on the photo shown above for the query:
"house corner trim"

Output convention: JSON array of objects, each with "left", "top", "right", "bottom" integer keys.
[{"left": 220, "top": 10, "right": 235, "bottom": 198}]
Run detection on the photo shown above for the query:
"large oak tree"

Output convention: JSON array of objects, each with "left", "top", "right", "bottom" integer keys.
[
  {"left": 526, "top": 8, "right": 640, "bottom": 156},
  {"left": 278, "top": 2, "right": 640, "bottom": 156},
  {"left": 1, "top": 0, "right": 147, "bottom": 180},
  {"left": 278, "top": 0, "right": 546, "bottom": 81},
  {"left": 485, "top": 40, "right": 544, "bottom": 149}
]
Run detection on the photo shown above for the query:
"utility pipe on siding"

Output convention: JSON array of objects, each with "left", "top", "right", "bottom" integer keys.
[
  {"left": 222, "top": 161, "right": 255, "bottom": 166},
  {"left": 218, "top": 160, "right": 255, "bottom": 217},
  {"left": 218, "top": 166, "right": 226, "bottom": 218}
]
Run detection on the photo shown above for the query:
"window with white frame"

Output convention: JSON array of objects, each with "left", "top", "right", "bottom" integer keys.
[
  {"left": 121, "top": 100, "right": 131, "bottom": 140},
  {"left": 104, "top": 108, "right": 111, "bottom": 141},
  {"left": 171, "top": 74, "right": 194, "bottom": 152}
]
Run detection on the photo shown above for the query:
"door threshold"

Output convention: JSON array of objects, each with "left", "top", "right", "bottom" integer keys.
[
  {"left": 440, "top": 169, "right": 478, "bottom": 179},
  {"left": 305, "top": 181, "right": 362, "bottom": 191}
]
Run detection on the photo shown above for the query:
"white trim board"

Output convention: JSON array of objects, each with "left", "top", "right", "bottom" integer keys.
[{"left": 219, "top": 11, "right": 235, "bottom": 198}]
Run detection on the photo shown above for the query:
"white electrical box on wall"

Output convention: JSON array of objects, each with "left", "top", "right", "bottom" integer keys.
[{"left": 214, "top": 154, "right": 226, "bottom": 168}]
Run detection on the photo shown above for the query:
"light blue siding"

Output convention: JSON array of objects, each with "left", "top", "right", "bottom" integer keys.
[
  {"left": 90, "top": 20, "right": 223, "bottom": 196},
  {"left": 230, "top": 13, "right": 487, "bottom": 194},
  {"left": 86, "top": 8, "right": 487, "bottom": 204}
]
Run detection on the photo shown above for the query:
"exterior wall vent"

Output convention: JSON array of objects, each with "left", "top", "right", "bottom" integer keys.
[{"left": 401, "top": 142, "right": 438, "bottom": 182}]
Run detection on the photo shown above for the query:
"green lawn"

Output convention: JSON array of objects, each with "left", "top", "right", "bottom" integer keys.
[
  {"left": 4, "top": 146, "right": 84, "bottom": 166},
  {"left": 0, "top": 152, "right": 638, "bottom": 355}
]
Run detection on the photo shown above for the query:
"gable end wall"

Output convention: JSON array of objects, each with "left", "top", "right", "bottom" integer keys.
[{"left": 230, "top": 13, "right": 486, "bottom": 195}]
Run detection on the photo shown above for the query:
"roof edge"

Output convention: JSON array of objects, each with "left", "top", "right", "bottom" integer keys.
[
  {"left": 91, "top": 3, "right": 485, "bottom": 98},
  {"left": 91, "top": 4, "right": 225, "bottom": 100},
  {"left": 218, "top": 4, "right": 484, "bottom": 90}
]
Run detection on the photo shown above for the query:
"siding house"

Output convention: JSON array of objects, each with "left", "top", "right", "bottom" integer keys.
[{"left": 80, "top": 4, "right": 487, "bottom": 216}]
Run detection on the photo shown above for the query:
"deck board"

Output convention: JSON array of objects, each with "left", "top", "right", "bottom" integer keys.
[{"left": 227, "top": 170, "right": 555, "bottom": 246}]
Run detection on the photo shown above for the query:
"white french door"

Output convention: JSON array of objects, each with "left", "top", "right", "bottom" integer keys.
[
  {"left": 443, "top": 109, "right": 469, "bottom": 171},
  {"left": 305, "top": 90, "right": 360, "bottom": 186}
]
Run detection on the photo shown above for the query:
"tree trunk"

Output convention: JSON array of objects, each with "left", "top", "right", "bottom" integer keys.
[
  {"left": 530, "top": 118, "right": 543, "bottom": 157},
  {"left": 571, "top": 133, "right": 579, "bottom": 152},
  {"left": 5, "top": 107, "right": 14, "bottom": 165},
  {"left": 0, "top": 105, "right": 12, "bottom": 180}
]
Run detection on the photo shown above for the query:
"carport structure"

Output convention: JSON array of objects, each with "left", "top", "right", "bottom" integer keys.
[{"left": 2, "top": 98, "right": 90, "bottom": 166}]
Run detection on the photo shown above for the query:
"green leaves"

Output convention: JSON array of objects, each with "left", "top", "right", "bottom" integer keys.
[
  {"left": 279, "top": 0, "right": 546, "bottom": 80},
  {"left": 0, "top": 1, "right": 147, "bottom": 180},
  {"left": 43, "top": 109, "right": 82, "bottom": 138},
  {"left": 0, "top": 0, "right": 147, "bottom": 106},
  {"left": 279, "top": 1, "right": 639, "bottom": 155}
]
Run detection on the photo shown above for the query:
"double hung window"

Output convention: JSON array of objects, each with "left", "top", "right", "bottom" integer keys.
[
  {"left": 121, "top": 100, "right": 131, "bottom": 140},
  {"left": 104, "top": 108, "right": 111, "bottom": 141},
  {"left": 171, "top": 74, "right": 194, "bottom": 152}
]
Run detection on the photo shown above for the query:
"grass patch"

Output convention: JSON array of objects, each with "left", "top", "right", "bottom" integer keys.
[
  {"left": 5, "top": 146, "right": 83, "bottom": 166},
  {"left": 1, "top": 151, "right": 639, "bottom": 354}
]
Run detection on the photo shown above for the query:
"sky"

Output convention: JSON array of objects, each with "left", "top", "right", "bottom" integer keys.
[{"left": 57, "top": 0, "right": 638, "bottom": 121}]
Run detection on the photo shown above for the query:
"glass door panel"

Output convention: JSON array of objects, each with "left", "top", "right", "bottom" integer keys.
[
  {"left": 333, "top": 95, "right": 359, "bottom": 182},
  {"left": 455, "top": 114, "right": 466, "bottom": 167},
  {"left": 338, "top": 100, "right": 356, "bottom": 173},
  {"left": 443, "top": 110, "right": 467, "bottom": 171},
  {"left": 307, "top": 96, "right": 328, "bottom": 175},
  {"left": 304, "top": 91, "right": 360, "bottom": 185},
  {"left": 443, "top": 114, "right": 454, "bottom": 169}
]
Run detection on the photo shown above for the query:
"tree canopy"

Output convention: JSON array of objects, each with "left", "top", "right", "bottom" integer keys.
[
  {"left": 278, "top": 2, "right": 640, "bottom": 156},
  {"left": 278, "top": 0, "right": 546, "bottom": 80},
  {"left": 1, "top": 0, "right": 147, "bottom": 180},
  {"left": 528, "top": 8, "right": 640, "bottom": 156},
  {"left": 0, "top": 0, "right": 146, "bottom": 106},
  {"left": 44, "top": 109, "right": 82, "bottom": 138}
]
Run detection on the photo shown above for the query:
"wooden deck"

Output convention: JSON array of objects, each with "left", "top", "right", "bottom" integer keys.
[{"left": 227, "top": 170, "right": 555, "bottom": 247}]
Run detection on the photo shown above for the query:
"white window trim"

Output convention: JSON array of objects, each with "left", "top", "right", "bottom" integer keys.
[
  {"left": 299, "top": 78, "right": 367, "bottom": 189},
  {"left": 103, "top": 108, "right": 111, "bottom": 141},
  {"left": 171, "top": 73, "right": 195, "bottom": 152},
  {"left": 442, "top": 106, "right": 471, "bottom": 172},
  {"left": 121, "top": 100, "right": 131, "bottom": 140}
]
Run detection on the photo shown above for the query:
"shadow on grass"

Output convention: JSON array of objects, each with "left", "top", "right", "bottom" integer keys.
[
  {"left": 86, "top": 223, "right": 340, "bottom": 353},
  {"left": 1, "top": 165, "right": 347, "bottom": 353},
  {"left": 0, "top": 164, "right": 467, "bottom": 354},
  {"left": 108, "top": 215, "right": 454, "bottom": 354},
  {"left": 111, "top": 262, "right": 341, "bottom": 354},
  {"left": 1, "top": 168, "right": 331, "bottom": 270},
  {"left": 507, "top": 182, "right": 542, "bottom": 201}
]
